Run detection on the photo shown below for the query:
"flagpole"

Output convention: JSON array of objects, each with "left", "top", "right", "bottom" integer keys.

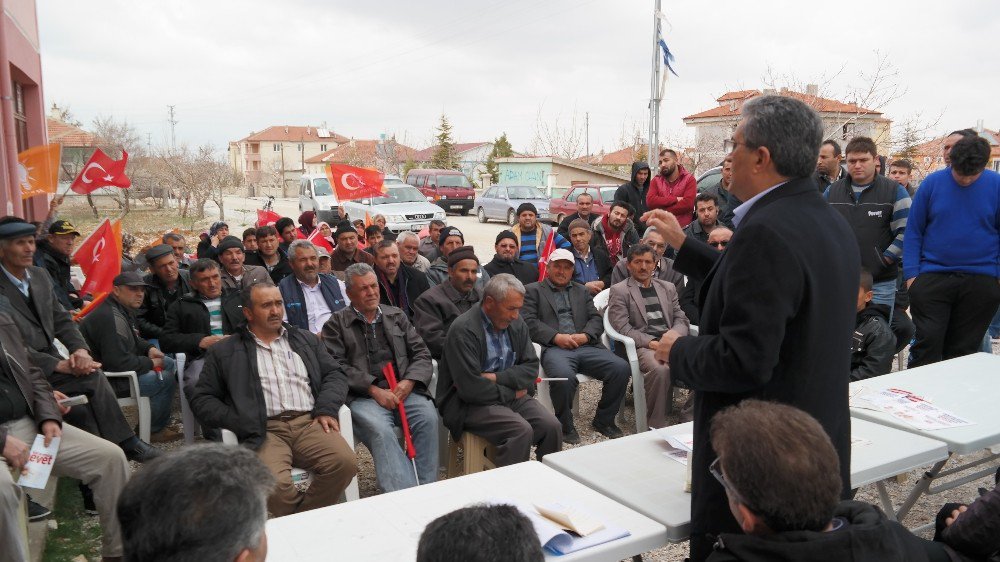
[{"left": 648, "top": 0, "right": 662, "bottom": 168}]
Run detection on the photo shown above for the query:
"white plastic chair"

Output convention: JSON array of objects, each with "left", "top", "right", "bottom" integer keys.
[
  {"left": 175, "top": 353, "right": 203, "bottom": 444},
  {"left": 105, "top": 370, "right": 151, "bottom": 443},
  {"left": 602, "top": 310, "right": 650, "bottom": 433},
  {"left": 221, "top": 403, "right": 359, "bottom": 502}
]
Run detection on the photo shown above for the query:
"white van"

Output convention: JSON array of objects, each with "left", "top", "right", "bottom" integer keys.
[{"left": 298, "top": 174, "right": 341, "bottom": 224}]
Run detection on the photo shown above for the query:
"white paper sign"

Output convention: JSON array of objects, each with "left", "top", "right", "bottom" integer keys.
[{"left": 17, "top": 435, "right": 60, "bottom": 489}]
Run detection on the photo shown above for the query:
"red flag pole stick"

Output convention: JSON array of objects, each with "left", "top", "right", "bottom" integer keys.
[{"left": 382, "top": 362, "right": 419, "bottom": 484}]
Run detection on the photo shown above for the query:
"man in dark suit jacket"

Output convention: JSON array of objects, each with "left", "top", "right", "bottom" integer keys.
[
  {"left": 521, "top": 249, "right": 629, "bottom": 444},
  {"left": 0, "top": 218, "right": 159, "bottom": 462},
  {"left": 643, "top": 95, "right": 860, "bottom": 562}
]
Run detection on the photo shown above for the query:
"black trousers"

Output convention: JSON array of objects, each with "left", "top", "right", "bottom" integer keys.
[
  {"left": 909, "top": 272, "right": 1000, "bottom": 368},
  {"left": 50, "top": 369, "right": 135, "bottom": 445}
]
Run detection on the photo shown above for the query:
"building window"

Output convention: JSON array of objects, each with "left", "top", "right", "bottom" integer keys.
[
  {"left": 12, "top": 82, "right": 28, "bottom": 152},
  {"left": 320, "top": 144, "right": 327, "bottom": 152},
  {"left": 841, "top": 123, "right": 856, "bottom": 141},
  {"left": 273, "top": 144, "right": 281, "bottom": 152}
]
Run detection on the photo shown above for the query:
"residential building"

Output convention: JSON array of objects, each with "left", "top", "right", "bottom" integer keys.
[
  {"left": 229, "top": 125, "right": 349, "bottom": 197},
  {"left": 1, "top": 0, "right": 47, "bottom": 219},
  {"left": 496, "top": 156, "right": 629, "bottom": 190},
  {"left": 304, "top": 137, "right": 417, "bottom": 177},
  {"left": 682, "top": 86, "right": 892, "bottom": 174},
  {"left": 411, "top": 141, "right": 493, "bottom": 184},
  {"left": 46, "top": 108, "right": 96, "bottom": 183}
]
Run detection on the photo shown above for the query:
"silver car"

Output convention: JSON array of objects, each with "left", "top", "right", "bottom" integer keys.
[{"left": 474, "top": 185, "right": 552, "bottom": 226}]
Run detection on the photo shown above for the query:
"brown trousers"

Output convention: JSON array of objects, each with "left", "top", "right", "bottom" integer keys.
[
  {"left": 637, "top": 347, "right": 672, "bottom": 429},
  {"left": 257, "top": 413, "right": 357, "bottom": 517}
]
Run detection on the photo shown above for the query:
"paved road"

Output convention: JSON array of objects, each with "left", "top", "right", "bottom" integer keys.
[{"left": 217, "top": 195, "right": 516, "bottom": 262}]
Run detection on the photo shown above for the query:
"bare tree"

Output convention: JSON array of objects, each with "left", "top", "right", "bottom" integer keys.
[
  {"left": 153, "top": 144, "right": 236, "bottom": 220},
  {"left": 529, "top": 103, "right": 586, "bottom": 160},
  {"left": 90, "top": 115, "right": 146, "bottom": 215}
]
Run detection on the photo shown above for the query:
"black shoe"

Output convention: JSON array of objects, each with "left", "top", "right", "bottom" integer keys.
[
  {"left": 592, "top": 421, "right": 623, "bottom": 439},
  {"left": 27, "top": 497, "right": 51, "bottom": 521},
  {"left": 79, "top": 484, "right": 98, "bottom": 515},
  {"left": 562, "top": 429, "right": 581, "bottom": 445},
  {"left": 120, "top": 436, "right": 163, "bottom": 463}
]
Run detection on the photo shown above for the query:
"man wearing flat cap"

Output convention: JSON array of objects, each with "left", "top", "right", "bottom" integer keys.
[
  {"left": 329, "top": 221, "right": 374, "bottom": 273},
  {"left": 138, "top": 243, "right": 191, "bottom": 340},
  {"left": 509, "top": 203, "right": 570, "bottom": 265},
  {"left": 216, "top": 235, "right": 272, "bottom": 293},
  {"left": 425, "top": 226, "right": 491, "bottom": 292},
  {"left": 483, "top": 231, "right": 539, "bottom": 287},
  {"left": 522, "top": 248, "right": 629, "bottom": 444},
  {"left": 413, "top": 246, "right": 482, "bottom": 360},
  {"left": 80, "top": 272, "right": 179, "bottom": 442},
  {"left": 33, "top": 219, "right": 84, "bottom": 311},
  {"left": 0, "top": 216, "right": 160, "bottom": 463}
]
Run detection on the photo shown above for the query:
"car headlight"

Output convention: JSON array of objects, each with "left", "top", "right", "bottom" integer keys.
[
  {"left": 434, "top": 212, "right": 445, "bottom": 219},
  {"left": 387, "top": 215, "right": 404, "bottom": 222}
]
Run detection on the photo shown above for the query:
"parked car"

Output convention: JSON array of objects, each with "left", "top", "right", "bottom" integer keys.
[
  {"left": 548, "top": 184, "right": 618, "bottom": 226},
  {"left": 405, "top": 169, "right": 476, "bottom": 215},
  {"left": 298, "top": 173, "right": 342, "bottom": 224},
  {"left": 340, "top": 183, "right": 446, "bottom": 234},
  {"left": 474, "top": 185, "right": 552, "bottom": 226},
  {"left": 696, "top": 166, "right": 722, "bottom": 193}
]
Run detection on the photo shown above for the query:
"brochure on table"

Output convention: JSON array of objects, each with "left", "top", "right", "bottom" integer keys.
[
  {"left": 493, "top": 499, "right": 630, "bottom": 555},
  {"left": 850, "top": 387, "right": 975, "bottom": 431}
]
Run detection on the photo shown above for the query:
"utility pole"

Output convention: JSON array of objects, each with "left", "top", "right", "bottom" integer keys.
[
  {"left": 146, "top": 133, "right": 152, "bottom": 155},
  {"left": 647, "top": 0, "right": 662, "bottom": 171},
  {"left": 585, "top": 112, "right": 590, "bottom": 160},
  {"left": 167, "top": 105, "right": 178, "bottom": 150}
]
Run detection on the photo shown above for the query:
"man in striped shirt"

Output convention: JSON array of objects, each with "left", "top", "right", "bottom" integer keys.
[
  {"left": 825, "top": 136, "right": 911, "bottom": 319},
  {"left": 510, "top": 203, "right": 570, "bottom": 264}
]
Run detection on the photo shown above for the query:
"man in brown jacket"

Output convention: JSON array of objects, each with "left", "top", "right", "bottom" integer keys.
[
  {"left": 607, "top": 244, "right": 689, "bottom": 428},
  {"left": 322, "top": 263, "right": 438, "bottom": 492},
  {"left": 412, "top": 246, "right": 481, "bottom": 359},
  {"left": 0, "top": 312, "right": 130, "bottom": 561}
]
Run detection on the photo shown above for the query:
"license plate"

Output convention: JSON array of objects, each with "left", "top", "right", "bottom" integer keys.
[
  {"left": 411, "top": 223, "right": 429, "bottom": 231},
  {"left": 450, "top": 204, "right": 464, "bottom": 209}
]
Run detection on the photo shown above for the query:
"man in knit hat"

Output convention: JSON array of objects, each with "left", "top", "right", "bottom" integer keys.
[
  {"left": 483, "top": 231, "right": 539, "bottom": 286},
  {"left": 413, "top": 246, "right": 482, "bottom": 359},
  {"left": 197, "top": 221, "right": 229, "bottom": 260},
  {"left": 425, "top": 226, "right": 490, "bottom": 291},
  {"left": 509, "top": 203, "right": 569, "bottom": 264},
  {"left": 216, "top": 236, "right": 272, "bottom": 293},
  {"left": 329, "top": 220, "right": 374, "bottom": 273}
]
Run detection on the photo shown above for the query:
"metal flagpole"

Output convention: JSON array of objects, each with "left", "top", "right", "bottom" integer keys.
[{"left": 648, "top": 0, "right": 662, "bottom": 170}]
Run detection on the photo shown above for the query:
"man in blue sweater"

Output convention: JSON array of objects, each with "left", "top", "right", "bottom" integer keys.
[{"left": 903, "top": 133, "right": 1000, "bottom": 367}]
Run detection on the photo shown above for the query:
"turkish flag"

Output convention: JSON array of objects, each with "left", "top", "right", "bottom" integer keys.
[
  {"left": 72, "top": 219, "right": 122, "bottom": 296},
  {"left": 327, "top": 164, "right": 385, "bottom": 201},
  {"left": 536, "top": 230, "right": 557, "bottom": 282},
  {"left": 307, "top": 228, "right": 334, "bottom": 253},
  {"left": 256, "top": 209, "right": 281, "bottom": 227},
  {"left": 70, "top": 149, "right": 131, "bottom": 194}
]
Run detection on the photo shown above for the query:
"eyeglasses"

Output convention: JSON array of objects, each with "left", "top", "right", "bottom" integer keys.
[
  {"left": 722, "top": 139, "right": 746, "bottom": 153},
  {"left": 710, "top": 457, "right": 743, "bottom": 502},
  {"left": 709, "top": 240, "right": 729, "bottom": 248}
]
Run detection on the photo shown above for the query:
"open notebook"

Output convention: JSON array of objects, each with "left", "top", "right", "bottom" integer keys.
[{"left": 493, "top": 499, "right": 631, "bottom": 556}]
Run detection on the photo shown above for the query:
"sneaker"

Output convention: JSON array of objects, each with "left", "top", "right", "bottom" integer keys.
[
  {"left": 27, "top": 497, "right": 51, "bottom": 521},
  {"left": 150, "top": 427, "right": 183, "bottom": 443},
  {"left": 562, "top": 429, "right": 581, "bottom": 445},
  {"left": 592, "top": 421, "right": 623, "bottom": 439}
]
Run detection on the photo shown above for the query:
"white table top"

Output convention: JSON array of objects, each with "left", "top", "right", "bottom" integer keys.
[
  {"left": 850, "top": 353, "right": 1000, "bottom": 454},
  {"left": 543, "top": 419, "right": 949, "bottom": 542},
  {"left": 265, "top": 461, "right": 668, "bottom": 562}
]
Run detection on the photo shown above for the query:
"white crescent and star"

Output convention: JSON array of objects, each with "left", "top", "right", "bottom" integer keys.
[{"left": 81, "top": 162, "right": 108, "bottom": 184}]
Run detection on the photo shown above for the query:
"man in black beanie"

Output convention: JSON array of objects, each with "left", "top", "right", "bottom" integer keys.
[
  {"left": 216, "top": 236, "right": 272, "bottom": 293},
  {"left": 484, "top": 231, "right": 538, "bottom": 286},
  {"left": 329, "top": 220, "right": 373, "bottom": 273},
  {"left": 413, "top": 246, "right": 482, "bottom": 359},
  {"left": 425, "top": 227, "right": 490, "bottom": 292}
]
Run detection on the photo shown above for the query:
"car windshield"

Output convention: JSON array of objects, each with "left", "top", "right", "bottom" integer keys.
[
  {"left": 437, "top": 175, "right": 472, "bottom": 188},
  {"left": 312, "top": 178, "right": 333, "bottom": 196},
  {"left": 384, "top": 177, "right": 404, "bottom": 185},
  {"left": 550, "top": 187, "right": 568, "bottom": 199},
  {"left": 507, "top": 186, "right": 545, "bottom": 199},
  {"left": 371, "top": 185, "right": 427, "bottom": 205},
  {"left": 600, "top": 188, "right": 616, "bottom": 203}
]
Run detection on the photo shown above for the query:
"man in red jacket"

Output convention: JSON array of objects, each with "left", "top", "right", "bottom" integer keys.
[{"left": 647, "top": 148, "right": 697, "bottom": 228}]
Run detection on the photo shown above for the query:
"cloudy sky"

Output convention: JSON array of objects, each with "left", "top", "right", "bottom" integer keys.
[{"left": 38, "top": 0, "right": 996, "bottom": 156}]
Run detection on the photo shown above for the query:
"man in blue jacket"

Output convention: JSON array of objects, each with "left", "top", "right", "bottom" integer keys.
[{"left": 279, "top": 239, "right": 349, "bottom": 334}]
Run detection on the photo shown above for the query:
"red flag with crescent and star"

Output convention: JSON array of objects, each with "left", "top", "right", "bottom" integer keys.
[
  {"left": 72, "top": 218, "right": 122, "bottom": 297},
  {"left": 326, "top": 163, "right": 385, "bottom": 202},
  {"left": 306, "top": 228, "right": 334, "bottom": 253},
  {"left": 70, "top": 149, "right": 131, "bottom": 194}
]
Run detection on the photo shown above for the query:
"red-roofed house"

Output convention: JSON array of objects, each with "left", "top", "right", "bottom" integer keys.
[
  {"left": 229, "top": 125, "right": 350, "bottom": 196},
  {"left": 304, "top": 137, "right": 418, "bottom": 177},
  {"left": 46, "top": 109, "right": 97, "bottom": 183},
  {"left": 682, "top": 85, "right": 892, "bottom": 174}
]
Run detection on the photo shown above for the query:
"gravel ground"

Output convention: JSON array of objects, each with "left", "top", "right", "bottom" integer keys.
[{"left": 126, "top": 340, "right": 998, "bottom": 561}]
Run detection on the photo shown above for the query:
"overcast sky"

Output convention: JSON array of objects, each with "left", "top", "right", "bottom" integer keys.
[{"left": 38, "top": 0, "right": 997, "bottom": 156}]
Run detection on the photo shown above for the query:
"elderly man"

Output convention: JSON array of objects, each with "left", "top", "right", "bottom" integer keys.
[
  {"left": 684, "top": 193, "right": 721, "bottom": 244},
  {"left": 191, "top": 283, "right": 358, "bottom": 516},
  {"left": 323, "top": 263, "right": 437, "bottom": 492},
  {"left": 426, "top": 226, "right": 491, "bottom": 291},
  {"left": 33, "top": 219, "right": 83, "bottom": 310},
  {"left": 610, "top": 226, "right": 684, "bottom": 287},
  {"left": 483, "top": 231, "right": 538, "bottom": 286},
  {"left": 556, "top": 192, "right": 597, "bottom": 238},
  {"left": 608, "top": 244, "right": 689, "bottom": 428},
  {"left": 0, "top": 218, "right": 159, "bottom": 463},
  {"left": 0, "top": 310, "right": 129, "bottom": 562},
  {"left": 593, "top": 201, "right": 639, "bottom": 268},
  {"left": 117, "top": 444, "right": 273, "bottom": 562},
  {"left": 419, "top": 219, "right": 446, "bottom": 262},
  {"left": 510, "top": 203, "right": 570, "bottom": 264},
  {"left": 397, "top": 231, "right": 431, "bottom": 273},
  {"left": 329, "top": 221, "right": 374, "bottom": 273},
  {"left": 80, "top": 272, "right": 179, "bottom": 442},
  {"left": 217, "top": 236, "right": 272, "bottom": 293},
  {"left": 163, "top": 231, "right": 192, "bottom": 270},
  {"left": 522, "top": 249, "right": 629, "bottom": 443},
  {"left": 317, "top": 247, "right": 333, "bottom": 274},
  {"left": 138, "top": 244, "right": 191, "bottom": 340},
  {"left": 436, "top": 274, "right": 562, "bottom": 466},
  {"left": 680, "top": 227, "right": 732, "bottom": 324},
  {"left": 279, "top": 239, "right": 349, "bottom": 334},
  {"left": 413, "top": 246, "right": 481, "bottom": 359},
  {"left": 244, "top": 225, "right": 293, "bottom": 284},
  {"left": 643, "top": 95, "right": 859, "bottom": 561},
  {"left": 373, "top": 240, "right": 430, "bottom": 319},
  {"left": 567, "top": 218, "right": 611, "bottom": 296}
]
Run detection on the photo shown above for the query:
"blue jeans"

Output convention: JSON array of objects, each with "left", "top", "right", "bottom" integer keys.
[
  {"left": 989, "top": 306, "right": 1000, "bottom": 339},
  {"left": 871, "top": 279, "right": 896, "bottom": 323},
  {"left": 349, "top": 392, "right": 439, "bottom": 492},
  {"left": 138, "top": 355, "right": 176, "bottom": 434}
]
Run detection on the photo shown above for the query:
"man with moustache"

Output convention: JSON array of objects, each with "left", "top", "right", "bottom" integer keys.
[
  {"left": 372, "top": 240, "right": 430, "bottom": 320},
  {"left": 647, "top": 148, "right": 697, "bottom": 228},
  {"left": 413, "top": 246, "right": 482, "bottom": 360},
  {"left": 216, "top": 236, "right": 272, "bottom": 293},
  {"left": 483, "top": 231, "right": 538, "bottom": 286},
  {"left": 278, "top": 240, "right": 349, "bottom": 334}
]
